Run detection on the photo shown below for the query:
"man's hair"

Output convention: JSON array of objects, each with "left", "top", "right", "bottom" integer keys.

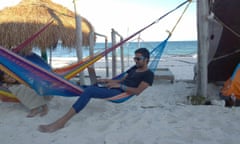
[{"left": 135, "top": 48, "right": 150, "bottom": 59}]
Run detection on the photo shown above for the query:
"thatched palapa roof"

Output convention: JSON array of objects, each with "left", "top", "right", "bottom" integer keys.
[{"left": 0, "top": 0, "right": 94, "bottom": 54}]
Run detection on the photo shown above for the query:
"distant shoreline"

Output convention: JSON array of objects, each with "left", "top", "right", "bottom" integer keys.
[{"left": 33, "top": 41, "right": 197, "bottom": 58}]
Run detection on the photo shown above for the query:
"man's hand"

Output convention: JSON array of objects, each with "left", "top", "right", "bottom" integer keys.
[
  {"left": 106, "top": 82, "right": 121, "bottom": 89},
  {"left": 97, "top": 78, "right": 109, "bottom": 83}
]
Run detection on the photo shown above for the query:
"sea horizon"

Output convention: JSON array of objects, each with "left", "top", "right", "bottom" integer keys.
[{"left": 33, "top": 40, "right": 197, "bottom": 59}]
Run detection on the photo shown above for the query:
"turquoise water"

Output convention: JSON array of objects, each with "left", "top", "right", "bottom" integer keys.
[{"left": 33, "top": 41, "right": 197, "bottom": 58}]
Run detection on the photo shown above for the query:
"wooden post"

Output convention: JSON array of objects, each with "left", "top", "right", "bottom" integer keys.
[
  {"left": 89, "top": 31, "right": 95, "bottom": 68},
  {"left": 120, "top": 37, "right": 124, "bottom": 73},
  {"left": 104, "top": 38, "right": 109, "bottom": 77},
  {"left": 73, "top": 0, "right": 85, "bottom": 84},
  {"left": 94, "top": 32, "right": 109, "bottom": 77},
  {"left": 111, "top": 28, "right": 117, "bottom": 77},
  {"left": 87, "top": 31, "right": 95, "bottom": 84},
  {"left": 111, "top": 29, "right": 124, "bottom": 77},
  {"left": 197, "top": 0, "right": 209, "bottom": 97}
]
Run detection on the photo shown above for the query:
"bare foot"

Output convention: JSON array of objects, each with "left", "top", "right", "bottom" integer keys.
[
  {"left": 38, "top": 108, "right": 76, "bottom": 133},
  {"left": 38, "top": 123, "right": 64, "bottom": 133},
  {"left": 27, "top": 105, "right": 48, "bottom": 118},
  {"left": 27, "top": 107, "right": 41, "bottom": 118},
  {"left": 39, "top": 104, "right": 48, "bottom": 117}
]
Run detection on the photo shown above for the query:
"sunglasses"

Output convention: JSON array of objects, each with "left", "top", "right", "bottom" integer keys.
[{"left": 133, "top": 56, "right": 145, "bottom": 61}]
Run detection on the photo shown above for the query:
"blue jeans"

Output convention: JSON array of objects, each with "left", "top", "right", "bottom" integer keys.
[{"left": 72, "top": 85, "right": 123, "bottom": 113}]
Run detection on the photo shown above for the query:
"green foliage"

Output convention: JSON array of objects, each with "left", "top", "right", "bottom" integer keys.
[{"left": 187, "top": 95, "right": 206, "bottom": 105}]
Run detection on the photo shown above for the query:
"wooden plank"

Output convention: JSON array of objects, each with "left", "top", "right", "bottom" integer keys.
[{"left": 154, "top": 68, "right": 174, "bottom": 83}]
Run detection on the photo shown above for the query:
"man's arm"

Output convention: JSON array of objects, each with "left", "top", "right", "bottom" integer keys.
[
  {"left": 97, "top": 74, "right": 128, "bottom": 84},
  {"left": 107, "top": 81, "right": 150, "bottom": 96},
  {"left": 127, "top": 81, "right": 150, "bottom": 95}
]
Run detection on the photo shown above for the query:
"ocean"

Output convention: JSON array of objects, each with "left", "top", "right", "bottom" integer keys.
[{"left": 33, "top": 41, "right": 197, "bottom": 59}]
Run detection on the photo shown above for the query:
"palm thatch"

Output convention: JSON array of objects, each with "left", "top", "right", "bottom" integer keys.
[{"left": 0, "top": 0, "right": 94, "bottom": 54}]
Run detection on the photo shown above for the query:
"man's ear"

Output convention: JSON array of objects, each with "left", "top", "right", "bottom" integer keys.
[{"left": 146, "top": 58, "right": 149, "bottom": 63}]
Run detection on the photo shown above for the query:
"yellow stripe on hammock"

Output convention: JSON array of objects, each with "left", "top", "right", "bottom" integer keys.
[{"left": 0, "top": 87, "right": 19, "bottom": 102}]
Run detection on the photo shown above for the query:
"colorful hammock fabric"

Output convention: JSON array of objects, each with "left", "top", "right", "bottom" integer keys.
[
  {"left": 0, "top": 86, "right": 20, "bottom": 102},
  {"left": 0, "top": 47, "right": 84, "bottom": 97},
  {"left": 24, "top": 53, "right": 52, "bottom": 72},
  {"left": 53, "top": 53, "right": 100, "bottom": 78}
]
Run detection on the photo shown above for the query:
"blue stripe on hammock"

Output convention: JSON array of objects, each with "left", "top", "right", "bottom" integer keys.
[{"left": 24, "top": 53, "right": 52, "bottom": 72}]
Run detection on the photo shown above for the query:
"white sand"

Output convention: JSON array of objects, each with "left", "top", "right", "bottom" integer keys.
[{"left": 1, "top": 56, "right": 240, "bottom": 144}]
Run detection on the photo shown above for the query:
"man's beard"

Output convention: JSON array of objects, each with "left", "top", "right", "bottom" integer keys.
[{"left": 135, "top": 64, "right": 143, "bottom": 68}]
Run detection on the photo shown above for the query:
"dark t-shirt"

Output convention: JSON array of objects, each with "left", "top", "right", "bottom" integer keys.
[{"left": 122, "top": 66, "right": 154, "bottom": 87}]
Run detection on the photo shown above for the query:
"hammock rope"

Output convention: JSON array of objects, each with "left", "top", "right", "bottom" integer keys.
[
  {"left": 149, "top": 0, "right": 192, "bottom": 73},
  {"left": 52, "top": 0, "right": 191, "bottom": 80},
  {"left": 12, "top": 19, "right": 54, "bottom": 53},
  {"left": 213, "top": 14, "right": 240, "bottom": 39},
  {"left": 208, "top": 13, "right": 240, "bottom": 62}
]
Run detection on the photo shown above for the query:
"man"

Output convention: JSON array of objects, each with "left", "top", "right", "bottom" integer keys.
[{"left": 38, "top": 47, "right": 154, "bottom": 133}]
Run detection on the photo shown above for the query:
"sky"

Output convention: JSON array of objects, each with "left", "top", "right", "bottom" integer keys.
[{"left": 0, "top": 0, "right": 197, "bottom": 42}]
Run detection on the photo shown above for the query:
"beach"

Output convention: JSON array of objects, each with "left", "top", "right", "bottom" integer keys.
[{"left": 1, "top": 55, "right": 240, "bottom": 144}]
